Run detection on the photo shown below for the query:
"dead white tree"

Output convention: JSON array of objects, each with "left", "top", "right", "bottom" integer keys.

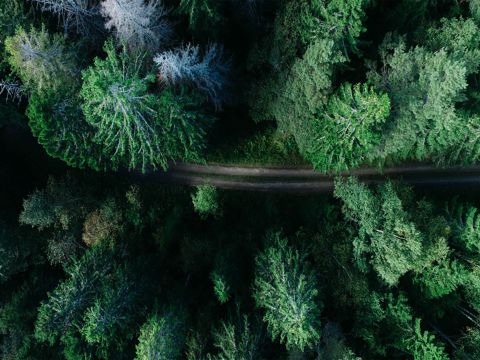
[
  {"left": 154, "top": 43, "right": 231, "bottom": 109},
  {"left": 30, "top": 0, "right": 100, "bottom": 34},
  {"left": 0, "top": 81, "right": 26, "bottom": 102},
  {"left": 100, "top": 0, "right": 173, "bottom": 52}
]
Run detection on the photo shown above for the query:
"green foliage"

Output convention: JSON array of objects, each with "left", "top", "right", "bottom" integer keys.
[
  {"left": 334, "top": 178, "right": 452, "bottom": 286},
  {"left": 355, "top": 292, "right": 449, "bottom": 359},
  {"left": 446, "top": 202, "right": 480, "bottom": 254},
  {"left": 314, "top": 0, "right": 369, "bottom": 55},
  {"left": 81, "top": 41, "right": 208, "bottom": 172},
  {"left": 177, "top": 0, "right": 223, "bottom": 38},
  {"left": 0, "top": 0, "right": 27, "bottom": 70},
  {"left": 308, "top": 83, "right": 390, "bottom": 172},
  {"left": 192, "top": 185, "right": 220, "bottom": 218},
  {"left": 34, "top": 245, "right": 114, "bottom": 345},
  {"left": 413, "top": 259, "right": 467, "bottom": 299},
  {"left": 81, "top": 41, "right": 162, "bottom": 171},
  {"left": 272, "top": 39, "right": 344, "bottom": 157},
  {"left": 402, "top": 319, "right": 449, "bottom": 360},
  {"left": 456, "top": 327, "right": 480, "bottom": 360},
  {"left": 27, "top": 94, "right": 105, "bottom": 170},
  {"left": 247, "top": 0, "right": 318, "bottom": 74},
  {"left": 20, "top": 175, "right": 88, "bottom": 231},
  {"left": 368, "top": 41, "right": 468, "bottom": 163},
  {"left": 0, "top": 219, "right": 29, "bottom": 283},
  {"left": 248, "top": 0, "right": 370, "bottom": 167},
  {"left": 210, "top": 270, "right": 230, "bottom": 304},
  {"left": 207, "top": 127, "right": 304, "bottom": 166},
  {"left": 316, "top": 323, "right": 362, "bottom": 360},
  {"left": 5, "top": 26, "right": 77, "bottom": 96},
  {"left": 155, "top": 88, "right": 209, "bottom": 165},
  {"left": 135, "top": 307, "right": 188, "bottom": 360},
  {"left": 470, "top": 0, "right": 480, "bottom": 22},
  {"left": 253, "top": 232, "right": 321, "bottom": 351},
  {"left": 80, "top": 267, "right": 137, "bottom": 356},
  {"left": 425, "top": 17, "right": 480, "bottom": 75},
  {"left": 209, "top": 314, "right": 263, "bottom": 360},
  {"left": 334, "top": 178, "right": 423, "bottom": 285},
  {"left": 19, "top": 175, "right": 91, "bottom": 265}
]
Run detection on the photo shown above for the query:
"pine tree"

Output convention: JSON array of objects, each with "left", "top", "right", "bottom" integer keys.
[
  {"left": 446, "top": 202, "right": 480, "bottom": 254},
  {"left": 253, "top": 232, "right": 321, "bottom": 352},
  {"left": 5, "top": 26, "right": 78, "bottom": 96},
  {"left": 80, "top": 267, "right": 138, "bottom": 357},
  {"left": 34, "top": 245, "right": 114, "bottom": 345},
  {"left": 425, "top": 17, "right": 480, "bottom": 75},
  {"left": 27, "top": 93, "right": 106, "bottom": 170},
  {"left": 273, "top": 38, "right": 344, "bottom": 155},
  {"left": 81, "top": 41, "right": 209, "bottom": 171},
  {"left": 368, "top": 41, "right": 468, "bottom": 163},
  {"left": 81, "top": 41, "right": 164, "bottom": 171},
  {"left": 191, "top": 185, "right": 221, "bottom": 218},
  {"left": 177, "top": 0, "right": 223, "bottom": 38},
  {"left": 402, "top": 319, "right": 449, "bottom": 360},
  {"left": 334, "top": 178, "right": 429, "bottom": 286},
  {"left": 0, "top": 0, "right": 27, "bottom": 71},
  {"left": 100, "top": 0, "right": 172, "bottom": 52},
  {"left": 316, "top": 323, "right": 362, "bottom": 360},
  {"left": 135, "top": 307, "right": 188, "bottom": 360},
  {"left": 209, "top": 314, "right": 263, "bottom": 360},
  {"left": 308, "top": 83, "right": 390, "bottom": 172},
  {"left": 470, "top": 0, "right": 480, "bottom": 23}
]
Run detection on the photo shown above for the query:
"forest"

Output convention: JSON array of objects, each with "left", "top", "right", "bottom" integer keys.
[{"left": 3, "top": 0, "right": 480, "bottom": 359}]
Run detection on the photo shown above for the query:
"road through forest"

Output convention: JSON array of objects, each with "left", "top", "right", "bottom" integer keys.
[{"left": 137, "top": 163, "right": 480, "bottom": 193}]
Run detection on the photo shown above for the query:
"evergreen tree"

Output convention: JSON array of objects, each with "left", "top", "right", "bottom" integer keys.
[
  {"left": 80, "top": 267, "right": 138, "bottom": 357},
  {"left": 368, "top": 40, "right": 468, "bottom": 163},
  {"left": 5, "top": 26, "right": 77, "bottom": 96},
  {"left": 135, "top": 307, "right": 188, "bottom": 360},
  {"left": 209, "top": 314, "right": 263, "bottom": 360},
  {"left": 334, "top": 177, "right": 447, "bottom": 286},
  {"left": 253, "top": 232, "right": 321, "bottom": 352},
  {"left": 308, "top": 83, "right": 390, "bottom": 172},
  {"left": 177, "top": 0, "right": 223, "bottom": 38},
  {"left": 34, "top": 245, "right": 115, "bottom": 345},
  {"left": 191, "top": 185, "right": 221, "bottom": 218},
  {"left": 81, "top": 41, "right": 162, "bottom": 171},
  {"left": 0, "top": 0, "right": 28, "bottom": 71},
  {"left": 424, "top": 17, "right": 480, "bottom": 75},
  {"left": 81, "top": 41, "right": 209, "bottom": 171},
  {"left": 316, "top": 323, "right": 361, "bottom": 360}
]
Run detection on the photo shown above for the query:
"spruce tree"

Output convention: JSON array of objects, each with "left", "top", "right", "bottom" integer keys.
[
  {"left": 253, "top": 232, "right": 321, "bottom": 352},
  {"left": 308, "top": 83, "right": 390, "bottom": 172}
]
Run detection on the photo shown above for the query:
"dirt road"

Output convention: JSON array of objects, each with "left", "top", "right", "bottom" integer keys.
[{"left": 136, "top": 163, "right": 480, "bottom": 192}]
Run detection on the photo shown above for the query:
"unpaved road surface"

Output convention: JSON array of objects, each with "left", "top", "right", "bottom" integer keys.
[{"left": 135, "top": 163, "right": 480, "bottom": 193}]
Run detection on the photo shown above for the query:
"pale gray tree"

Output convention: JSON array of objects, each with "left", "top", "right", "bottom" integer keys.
[
  {"left": 100, "top": 0, "right": 173, "bottom": 52},
  {"left": 31, "top": 0, "right": 100, "bottom": 34},
  {"left": 0, "top": 80, "right": 26, "bottom": 102},
  {"left": 154, "top": 43, "right": 230, "bottom": 109}
]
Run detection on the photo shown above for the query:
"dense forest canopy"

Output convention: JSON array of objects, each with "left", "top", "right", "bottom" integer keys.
[{"left": 2, "top": 0, "right": 480, "bottom": 359}]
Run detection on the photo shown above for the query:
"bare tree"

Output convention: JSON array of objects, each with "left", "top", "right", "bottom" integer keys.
[
  {"left": 0, "top": 80, "right": 26, "bottom": 102},
  {"left": 154, "top": 43, "right": 231, "bottom": 109},
  {"left": 100, "top": 0, "right": 173, "bottom": 52},
  {"left": 30, "top": 0, "right": 100, "bottom": 34}
]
